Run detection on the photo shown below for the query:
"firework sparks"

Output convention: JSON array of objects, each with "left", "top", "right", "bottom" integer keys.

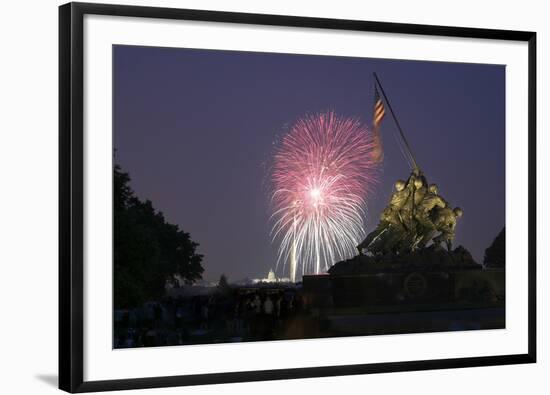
[{"left": 270, "top": 111, "right": 379, "bottom": 280}]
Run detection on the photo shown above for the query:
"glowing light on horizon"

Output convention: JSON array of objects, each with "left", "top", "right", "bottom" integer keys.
[{"left": 270, "top": 111, "right": 379, "bottom": 280}]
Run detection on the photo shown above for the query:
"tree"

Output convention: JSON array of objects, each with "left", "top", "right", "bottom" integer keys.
[
  {"left": 114, "top": 164, "right": 204, "bottom": 308},
  {"left": 484, "top": 227, "right": 505, "bottom": 268}
]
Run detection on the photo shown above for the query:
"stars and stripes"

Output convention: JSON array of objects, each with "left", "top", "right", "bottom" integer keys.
[
  {"left": 373, "top": 86, "right": 386, "bottom": 129},
  {"left": 371, "top": 85, "right": 385, "bottom": 163},
  {"left": 371, "top": 73, "right": 419, "bottom": 169}
]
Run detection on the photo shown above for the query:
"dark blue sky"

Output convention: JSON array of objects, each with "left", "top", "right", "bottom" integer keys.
[{"left": 113, "top": 45, "right": 505, "bottom": 282}]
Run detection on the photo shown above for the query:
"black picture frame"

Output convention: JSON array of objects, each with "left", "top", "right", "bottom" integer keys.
[{"left": 59, "top": 2, "right": 537, "bottom": 393}]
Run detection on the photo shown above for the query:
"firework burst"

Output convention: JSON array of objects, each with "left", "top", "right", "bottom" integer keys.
[{"left": 270, "top": 111, "right": 379, "bottom": 280}]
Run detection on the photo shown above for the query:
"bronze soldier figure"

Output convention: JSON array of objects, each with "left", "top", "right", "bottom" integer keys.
[
  {"left": 432, "top": 207, "right": 463, "bottom": 251},
  {"left": 393, "top": 174, "right": 426, "bottom": 253},
  {"left": 413, "top": 183, "right": 447, "bottom": 249},
  {"left": 356, "top": 179, "right": 409, "bottom": 255},
  {"left": 357, "top": 172, "right": 462, "bottom": 257}
]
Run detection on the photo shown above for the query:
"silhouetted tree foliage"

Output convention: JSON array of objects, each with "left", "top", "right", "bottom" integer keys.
[
  {"left": 114, "top": 164, "right": 204, "bottom": 308},
  {"left": 484, "top": 227, "right": 505, "bottom": 268}
]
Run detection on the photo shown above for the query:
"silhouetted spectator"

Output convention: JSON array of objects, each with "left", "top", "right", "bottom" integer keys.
[{"left": 264, "top": 296, "right": 274, "bottom": 315}]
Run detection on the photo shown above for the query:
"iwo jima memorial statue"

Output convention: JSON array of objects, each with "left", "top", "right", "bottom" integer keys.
[{"left": 302, "top": 73, "right": 505, "bottom": 335}]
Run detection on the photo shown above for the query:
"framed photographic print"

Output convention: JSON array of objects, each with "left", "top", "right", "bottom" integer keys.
[{"left": 59, "top": 2, "right": 536, "bottom": 392}]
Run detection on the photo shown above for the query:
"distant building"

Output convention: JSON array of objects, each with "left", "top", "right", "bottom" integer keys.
[{"left": 252, "top": 268, "right": 291, "bottom": 284}]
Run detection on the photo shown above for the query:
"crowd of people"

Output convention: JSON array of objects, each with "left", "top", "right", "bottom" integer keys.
[{"left": 114, "top": 286, "right": 308, "bottom": 348}]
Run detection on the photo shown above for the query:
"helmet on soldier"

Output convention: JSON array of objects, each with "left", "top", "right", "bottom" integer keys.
[
  {"left": 429, "top": 184, "right": 438, "bottom": 194},
  {"left": 413, "top": 178, "right": 423, "bottom": 189},
  {"left": 395, "top": 179, "right": 406, "bottom": 191},
  {"left": 453, "top": 207, "right": 463, "bottom": 217}
]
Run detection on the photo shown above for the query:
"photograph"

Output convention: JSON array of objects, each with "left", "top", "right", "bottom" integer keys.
[
  {"left": 0, "top": 0, "right": 543, "bottom": 393},
  {"left": 112, "top": 45, "right": 506, "bottom": 349}
]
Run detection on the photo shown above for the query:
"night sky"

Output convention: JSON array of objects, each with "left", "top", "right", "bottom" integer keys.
[{"left": 113, "top": 45, "right": 505, "bottom": 282}]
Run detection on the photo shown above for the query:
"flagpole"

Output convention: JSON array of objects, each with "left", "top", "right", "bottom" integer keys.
[{"left": 373, "top": 72, "right": 420, "bottom": 172}]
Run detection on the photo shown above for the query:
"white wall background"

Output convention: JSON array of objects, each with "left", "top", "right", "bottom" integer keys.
[{"left": 0, "top": 0, "right": 546, "bottom": 393}]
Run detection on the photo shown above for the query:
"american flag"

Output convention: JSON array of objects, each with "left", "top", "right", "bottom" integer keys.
[
  {"left": 373, "top": 86, "right": 386, "bottom": 129},
  {"left": 370, "top": 84, "right": 386, "bottom": 163}
]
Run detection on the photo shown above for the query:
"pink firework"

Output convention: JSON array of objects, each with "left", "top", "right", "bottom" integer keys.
[{"left": 271, "top": 111, "right": 379, "bottom": 280}]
